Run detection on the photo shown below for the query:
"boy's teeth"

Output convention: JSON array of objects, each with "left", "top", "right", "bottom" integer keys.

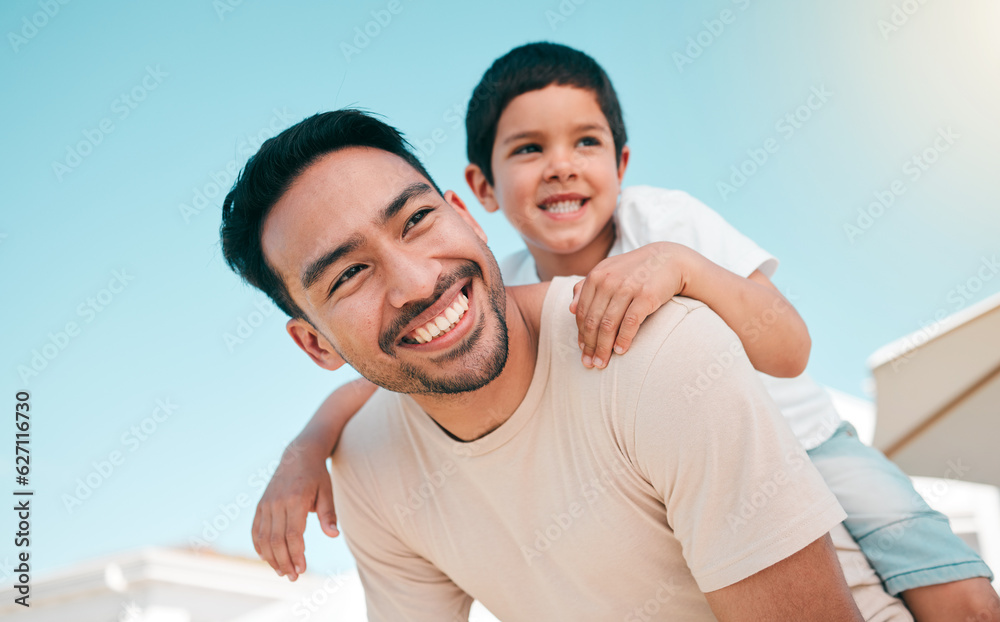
[
  {"left": 545, "top": 199, "right": 583, "bottom": 214},
  {"left": 406, "top": 293, "right": 470, "bottom": 344}
]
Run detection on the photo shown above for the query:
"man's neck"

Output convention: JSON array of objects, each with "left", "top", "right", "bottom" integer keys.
[
  {"left": 530, "top": 220, "right": 616, "bottom": 282},
  {"left": 409, "top": 283, "right": 548, "bottom": 442}
]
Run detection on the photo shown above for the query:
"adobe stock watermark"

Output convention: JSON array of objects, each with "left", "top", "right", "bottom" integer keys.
[
  {"left": 861, "top": 457, "right": 971, "bottom": 565},
  {"left": 681, "top": 287, "right": 799, "bottom": 403},
  {"left": 340, "top": 0, "right": 404, "bottom": 62},
  {"left": 7, "top": 0, "right": 72, "bottom": 54},
  {"left": 178, "top": 107, "right": 294, "bottom": 224},
  {"left": 877, "top": 0, "right": 932, "bottom": 41},
  {"left": 544, "top": 0, "right": 589, "bottom": 31},
  {"left": 724, "top": 445, "right": 810, "bottom": 532},
  {"left": 222, "top": 298, "right": 278, "bottom": 353},
  {"left": 624, "top": 577, "right": 682, "bottom": 622},
  {"left": 717, "top": 84, "right": 833, "bottom": 202},
  {"left": 843, "top": 126, "right": 958, "bottom": 244},
  {"left": 190, "top": 458, "right": 280, "bottom": 551},
  {"left": 51, "top": 65, "right": 169, "bottom": 182},
  {"left": 212, "top": 0, "right": 247, "bottom": 22},
  {"left": 519, "top": 460, "right": 630, "bottom": 566},
  {"left": 886, "top": 255, "right": 999, "bottom": 372},
  {"left": 291, "top": 572, "right": 352, "bottom": 620},
  {"left": 17, "top": 269, "right": 135, "bottom": 384},
  {"left": 62, "top": 398, "right": 180, "bottom": 514},
  {"left": 673, "top": 0, "right": 753, "bottom": 72}
]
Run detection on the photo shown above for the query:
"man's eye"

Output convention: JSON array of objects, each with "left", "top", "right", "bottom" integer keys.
[
  {"left": 404, "top": 208, "right": 434, "bottom": 234},
  {"left": 331, "top": 265, "right": 365, "bottom": 293},
  {"left": 512, "top": 143, "right": 541, "bottom": 155}
]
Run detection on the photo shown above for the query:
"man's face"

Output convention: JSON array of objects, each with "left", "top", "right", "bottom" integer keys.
[{"left": 262, "top": 147, "right": 509, "bottom": 394}]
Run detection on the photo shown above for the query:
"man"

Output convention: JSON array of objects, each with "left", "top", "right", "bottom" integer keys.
[{"left": 221, "top": 109, "right": 906, "bottom": 620}]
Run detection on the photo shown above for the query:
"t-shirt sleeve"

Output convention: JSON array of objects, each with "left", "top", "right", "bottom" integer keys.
[
  {"left": 628, "top": 302, "right": 844, "bottom": 593},
  {"left": 619, "top": 187, "right": 779, "bottom": 279},
  {"left": 332, "top": 460, "right": 473, "bottom": 621}
]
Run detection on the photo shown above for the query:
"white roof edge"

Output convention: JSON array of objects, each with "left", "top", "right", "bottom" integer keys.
[{"left": 867, "top": 290, "right": 1000, "bottom": 371}]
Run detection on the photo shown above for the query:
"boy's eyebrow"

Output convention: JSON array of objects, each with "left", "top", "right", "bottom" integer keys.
[
  {"left": 299, "top": 182, "right": 434, "bottom": 292},
  {"left": 500, "top": 123, "right": 611, "bottom": 146}
]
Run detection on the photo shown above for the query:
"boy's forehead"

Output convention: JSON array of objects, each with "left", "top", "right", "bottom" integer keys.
[{"left": 497, "top": 85, "right": 608, "bottom": 135}]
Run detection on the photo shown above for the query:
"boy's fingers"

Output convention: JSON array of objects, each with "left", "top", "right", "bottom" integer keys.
[
  {"left": 579, "top": 288, "right": 614, "bottom": 366},
  {"left": 614, "top": 299, "right": 653, "bottom": 355},
  {"left": 256, "top": 508, "right": 277, "bottom": 572},
  {"left": 285, "top": 503, "right": 310, "bottom": 577},
  {"left": 316, "top": 480, "right": 340, "bottom": 538},
  {"left": 569, "top": 280, "right": 583, "bottom": 314},
  {"left": 251, "top": 504, "right": 264, "bottom": 556},
  {"left": 593, "top": 294, "right": 632, "bottom": 368},
  {"left": 269, "top": 508, "right": 296, "bottom": 580}
]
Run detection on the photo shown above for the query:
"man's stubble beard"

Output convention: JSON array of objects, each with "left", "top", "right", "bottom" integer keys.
[{"left": 341, "top": 250, "right": 510, "bottom": 396}]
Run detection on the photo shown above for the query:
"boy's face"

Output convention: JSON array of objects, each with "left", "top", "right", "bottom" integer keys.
[
  {"left": 476, "top": 85, "right": 629, "bottom": 257},
  {"left": 261, "top": 147, "right": 510, "bottom": 395}
]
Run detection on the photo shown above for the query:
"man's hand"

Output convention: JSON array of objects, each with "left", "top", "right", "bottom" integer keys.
[
  {"left": 570, "top": 242, "right": 691, "bottom": 368},
  {"left": 252, "top": 438, "right": 339, "bottom": 581}
]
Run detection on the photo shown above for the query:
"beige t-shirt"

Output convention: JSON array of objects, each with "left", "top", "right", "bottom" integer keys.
[{"left": 332, "top": 277, "right": 846, "bottom": 621}]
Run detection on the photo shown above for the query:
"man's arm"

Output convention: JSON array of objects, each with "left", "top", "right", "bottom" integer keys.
[{"left": 705, "top": 534, "right": 863, "bottom": 621}]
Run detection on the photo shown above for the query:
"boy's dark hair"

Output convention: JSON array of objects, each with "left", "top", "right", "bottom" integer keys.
[
  {"left": 220, "top": 109, "right": 443, "bottom": 320},
  {"left": 466, "top": 42, "right": 627, "bottom": 186}
]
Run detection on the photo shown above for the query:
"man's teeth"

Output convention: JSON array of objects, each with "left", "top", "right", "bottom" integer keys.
[
  {"left": 544, "top": 199, "right": 583, "bottom": 214},
  {"left": 407, "top": 293, "right": 470, "bottom": 344}
]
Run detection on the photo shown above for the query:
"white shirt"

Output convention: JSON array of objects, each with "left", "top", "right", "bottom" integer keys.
[
  {"left": 332, "top": 277, "right": 846, "bottom": 621},
  {"left": 500, "top": 185, "right": 842, "bottom": 450}
]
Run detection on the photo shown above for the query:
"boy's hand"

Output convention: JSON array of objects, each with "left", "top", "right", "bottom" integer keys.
[
  {"left": 570, "top": 242, "right": 691, "bottom": 368},
  {"left": 252, "top": 438, "right": 339, "bottom": 582}
]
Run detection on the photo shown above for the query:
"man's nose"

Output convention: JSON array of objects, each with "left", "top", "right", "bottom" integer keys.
[{"left": 384, "top": 250, "right": 442, "bottom": 310}]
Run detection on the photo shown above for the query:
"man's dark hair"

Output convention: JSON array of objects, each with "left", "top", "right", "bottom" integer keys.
[
  {"left": 465, "top": 42, "right": 628, "bottom": 186},
  {"left": 220, "top": 109, "right": 443, "bottom": 319}
]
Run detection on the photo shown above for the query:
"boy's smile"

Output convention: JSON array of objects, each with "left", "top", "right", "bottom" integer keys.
[{"left": 482, "top": 84, "right": 629, "bottom": 264}]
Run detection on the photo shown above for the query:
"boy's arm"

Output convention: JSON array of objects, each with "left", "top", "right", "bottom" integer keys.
[
  {"left": 571, "top": 241, "right": 810, "bottom": 377},
  {"left": 251, "top": 377, "right": 377, "bottom": 581}
]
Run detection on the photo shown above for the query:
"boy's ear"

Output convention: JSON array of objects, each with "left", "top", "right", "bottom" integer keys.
[
  {"left": 617, "top": 145, "right": 631, "bottom": 184},
  {"left": 445, "top": 190, "right": 488, "bottom": 244},
  {"left": 464, "top": 164, "right": 500, "bottom": 213},
  {"left": 286, "top": 318, "right": 346, "bottom": 371}
]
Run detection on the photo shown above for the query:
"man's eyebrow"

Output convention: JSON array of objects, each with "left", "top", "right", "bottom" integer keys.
[
  {"left": 378, "top": 182, "right": 434, "bottom": 226},
  {"left": 301, "top": 233, "right": 364, "bottom": 292}
]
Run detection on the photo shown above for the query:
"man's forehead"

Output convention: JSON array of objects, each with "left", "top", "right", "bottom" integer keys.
[{"left": 261, "top": 147, "right": 427, "bottom": 284}]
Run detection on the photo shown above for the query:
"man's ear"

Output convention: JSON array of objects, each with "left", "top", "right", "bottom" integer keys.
[
  {"left": 445, "top": 190, "right": 488, "bottom": 244},
  {"left": 464, "top": 164, "right": 500, "bottom": 213},
  {"left": 617, "top": 145, "right": 631, "bottom": 184},
  {"left": 286, "top": 318, "right": 346, "bottom": 371}
]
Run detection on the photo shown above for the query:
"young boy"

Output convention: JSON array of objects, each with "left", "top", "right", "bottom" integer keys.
[{"left": 251, "top": 43, "right": 997, "bottom": 620}]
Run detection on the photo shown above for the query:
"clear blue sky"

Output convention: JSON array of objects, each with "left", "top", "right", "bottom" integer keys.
[{"left": 2, "top": 0, "right": 998, "bottom": 579}]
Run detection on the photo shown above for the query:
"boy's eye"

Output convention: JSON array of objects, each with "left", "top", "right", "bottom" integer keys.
[
  {"left": 578, "top": 136, "right": 601, "bottom": 147},
  {"left": 512, "top": 143, "right": 541, "bottom": 156},
  {"left": 331, "top": 264, "right": 365, "bottom": 294},
  {"left": 404, "top": 207, "right": 434, "bottom": 234}
]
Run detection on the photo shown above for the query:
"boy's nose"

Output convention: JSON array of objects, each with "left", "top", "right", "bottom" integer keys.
[{"left": 544, "top": 148, "right": 580, "bottom": 181}]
